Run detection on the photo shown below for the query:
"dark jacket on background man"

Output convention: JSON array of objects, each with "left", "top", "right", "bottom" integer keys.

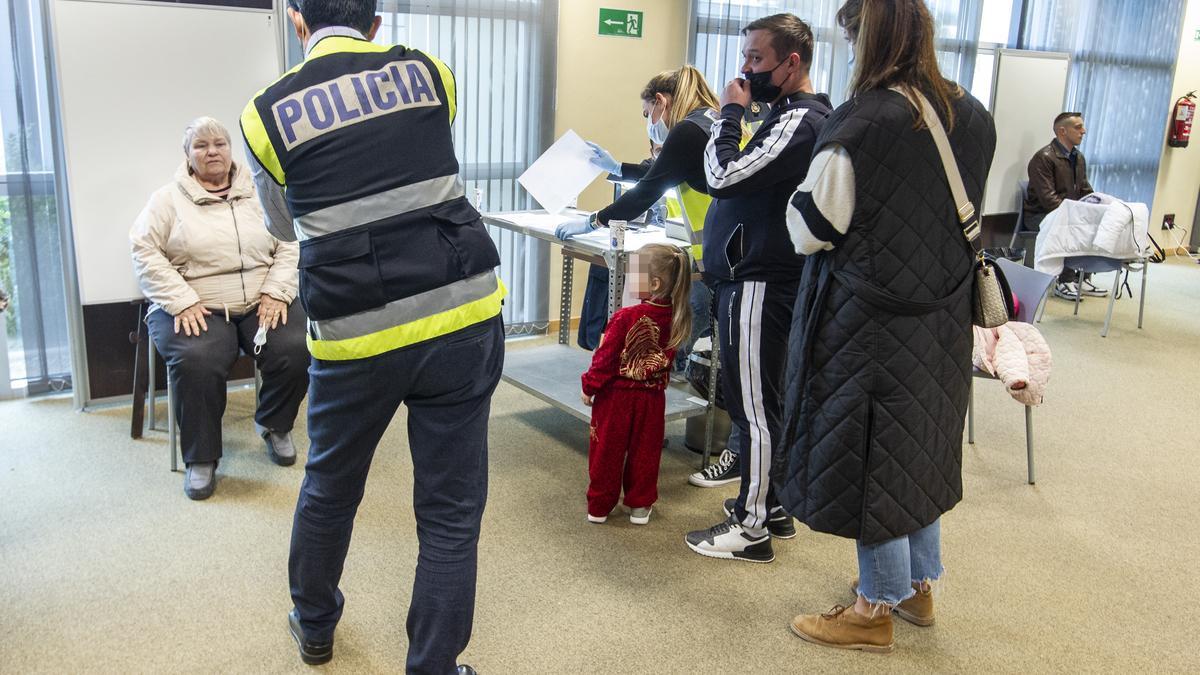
[
  {"left": 1022, "top": 139, "right": 1093, "bottom": 228},
  {"left": 703, "top": 92, "right": 832, "bottom": 282},
  {"left": 774, "top": 88, "right": 997, "bottom": 545}
]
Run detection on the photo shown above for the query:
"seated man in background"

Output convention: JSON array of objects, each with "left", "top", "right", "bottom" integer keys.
[
  {"left": 131, "top": 117, "right": 309, "bottom": 500},
  {"left": 1022, "top": 111, "right": 1106, "bottom": 300}
]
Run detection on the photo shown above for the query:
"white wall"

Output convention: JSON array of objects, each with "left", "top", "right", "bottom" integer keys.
[
  {"left": 53, "top": 0, "right": 280, "bottom": 305},
  {"left": 1150, "top": 0, "right": 1200, "bottom": 245}
]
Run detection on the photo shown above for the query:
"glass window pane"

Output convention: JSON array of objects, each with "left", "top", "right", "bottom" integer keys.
[
  {"left": 979, "top": 0, "right": 1014, "bottom": 44},
  {"left": 970, "top": 50, "right": 995, "bottom": 109}
]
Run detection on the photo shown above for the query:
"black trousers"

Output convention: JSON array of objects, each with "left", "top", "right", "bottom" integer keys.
[
  {"left": 713, "top": 279, "right": 797, "bottom": 532},
  {"left": 146, "top": 303, "right": 310, "bottom": 465},
  {"left": 289, "top": 316, "right": 503, "bottom": 675}
]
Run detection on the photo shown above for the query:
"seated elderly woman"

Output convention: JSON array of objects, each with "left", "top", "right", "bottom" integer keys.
[{"left": 131, "top": 116, "right": 309, "bottom": 501}]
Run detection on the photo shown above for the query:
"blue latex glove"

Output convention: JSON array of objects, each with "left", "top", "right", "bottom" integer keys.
[
  {"left": 647, "top": 201, "right": 667, "bottom": 226},
  {"left": 586, "top": 141, "right": 622, "bottom": 176},
  {"left": 555, "top": 214, "right": 594, "bottom": 240}
]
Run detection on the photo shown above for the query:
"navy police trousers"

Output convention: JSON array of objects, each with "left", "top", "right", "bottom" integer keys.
[{"left": 288, "top": 316, "right": 503, "bottom": 674}]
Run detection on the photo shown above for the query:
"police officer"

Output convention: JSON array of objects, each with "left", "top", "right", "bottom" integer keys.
[{"left": 241, "top": 1, "right": 504, "bottom": 672}]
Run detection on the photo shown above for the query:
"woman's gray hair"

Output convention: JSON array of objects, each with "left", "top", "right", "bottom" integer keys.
[{"left": 182, "top": 116, "right": 232, "bottom": 154}]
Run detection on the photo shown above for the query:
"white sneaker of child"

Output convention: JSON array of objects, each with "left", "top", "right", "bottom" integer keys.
[
  {"left": 629, "top": 507, "right": 653, "bottom": 525},
  {"left": 587, "top": 507, "right": 615, "bottom": 524}
]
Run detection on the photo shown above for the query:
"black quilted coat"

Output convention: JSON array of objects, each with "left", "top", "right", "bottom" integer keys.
[{"left": 773, "top": 89, "right": 997, "bottom": 546}]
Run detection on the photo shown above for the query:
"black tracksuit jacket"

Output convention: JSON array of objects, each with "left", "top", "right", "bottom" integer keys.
[{"left": 702, "top": 92, "right": 832, "bottom": 283}]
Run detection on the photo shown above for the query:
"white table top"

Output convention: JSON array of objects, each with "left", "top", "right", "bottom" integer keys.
[{"left": 482, "top": 209, "right": 689, "bottom": 257}]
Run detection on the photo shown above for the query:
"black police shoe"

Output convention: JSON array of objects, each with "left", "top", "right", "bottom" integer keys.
[
  {"left": 722, "top": 498, "right": 797, "bottom": 539},
  {"left": 457, "top": 667, "right": 479, "bottom": 675},
  {"left": 288, "top": 609, "right": 333, "bottom": 665}
]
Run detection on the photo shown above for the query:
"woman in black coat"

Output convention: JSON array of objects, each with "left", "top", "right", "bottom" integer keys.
[{"left": 774, "top": 0, "right": 996, "bottom": 653}]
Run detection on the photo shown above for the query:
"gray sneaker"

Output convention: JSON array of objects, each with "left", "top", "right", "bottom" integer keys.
[
  {"left": 184, "top": 461, "right": 216, "bottom": 500},
  {"left": 258, "top": 424, "right": 296, "bottom": 466},
  {"left": 629, "top": 507, "right": 653, "bottom": 525}
]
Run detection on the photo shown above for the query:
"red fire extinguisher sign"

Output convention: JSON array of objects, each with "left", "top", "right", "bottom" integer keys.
[{"left": 1168, "top": 91, "right": 1195, "bottom": 148}]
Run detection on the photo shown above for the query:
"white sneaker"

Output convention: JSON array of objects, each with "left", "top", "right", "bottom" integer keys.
[
  {"left": 1079, "top": 278, "right": 1109, "bottom": 296},
  {"left": 587, "top": 507, "right": 614, "bottom": 524},
  {"left": 630, "top": 507, "right": 653, "bottom": 525},
  {"left": 685, "top": 515, "right": 774, "bottom": 563},
  {"left": 688, "top": 448, "right": 740, "bottom": 487},
  {"left": 1052, "top": 281, "right": 1081, "bottom": 301}
]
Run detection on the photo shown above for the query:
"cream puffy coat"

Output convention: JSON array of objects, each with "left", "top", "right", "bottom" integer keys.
[
  {"left": 130, "top": 161, "right": 298, "bottom": 316},
  {"left": 972, "top": 322, "right": 1053, "bottom": 406}
]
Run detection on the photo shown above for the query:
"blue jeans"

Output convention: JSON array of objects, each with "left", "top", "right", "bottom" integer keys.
[
  {"left": 726, "top": 425, "right": 743, "bottom": 457},
  {"left": 855, "top": 518, "right": 943, "bottom": 605}
]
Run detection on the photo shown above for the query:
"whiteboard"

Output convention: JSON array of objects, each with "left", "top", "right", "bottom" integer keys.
[
  {"left": 982, "top": 49, "right": 1070, "bottom": 216},
  {"left": 52, "top": 0, "right": 282, "bottom": 304}
]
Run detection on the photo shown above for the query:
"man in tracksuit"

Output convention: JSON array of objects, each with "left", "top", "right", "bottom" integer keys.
[
  {"left": 685, "top": 13, "right": 830, "bottom": 564},
  {"left": 241, "top": 1, "right": 504, "bottom": 672}
]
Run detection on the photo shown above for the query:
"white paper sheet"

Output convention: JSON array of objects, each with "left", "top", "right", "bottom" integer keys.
[{"left": 517, "top": 130, "right": 603, "bottom": 214}]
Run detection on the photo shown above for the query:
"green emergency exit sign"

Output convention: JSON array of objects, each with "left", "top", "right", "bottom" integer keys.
[{"left": 599, "top": 8, "right": 643, "bottom": 38}]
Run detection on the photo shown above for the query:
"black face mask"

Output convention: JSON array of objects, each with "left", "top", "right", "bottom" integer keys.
[{"left": 743, "top": 59, "right": 787, "bottom": 103}]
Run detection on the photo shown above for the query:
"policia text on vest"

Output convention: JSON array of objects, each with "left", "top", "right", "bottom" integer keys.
[{"left": 273, "top": 60, "right": 441, "bottom": 150}]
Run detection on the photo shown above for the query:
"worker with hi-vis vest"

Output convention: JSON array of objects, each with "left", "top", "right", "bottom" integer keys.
[{"left": 241, "top": 0, "right": 503, "bottom": 671}]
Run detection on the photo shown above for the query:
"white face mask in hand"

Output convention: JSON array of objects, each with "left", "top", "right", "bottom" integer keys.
[{"left": 253, "top": 323, "right": 268, "bottom": 355}]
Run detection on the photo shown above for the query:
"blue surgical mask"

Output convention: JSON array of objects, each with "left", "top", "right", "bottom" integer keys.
[{"left": 646, "top": 102, "right": 669, "bottom": 145}]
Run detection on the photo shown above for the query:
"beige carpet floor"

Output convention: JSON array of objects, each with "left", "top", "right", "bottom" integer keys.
[{"left": 2, "top": 258, "right": 1198, "bottom": 673}]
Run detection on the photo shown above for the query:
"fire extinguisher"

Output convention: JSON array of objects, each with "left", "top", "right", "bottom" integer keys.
[{"left": 1168, "top": 91, "right": 1196, "bottom": 148}]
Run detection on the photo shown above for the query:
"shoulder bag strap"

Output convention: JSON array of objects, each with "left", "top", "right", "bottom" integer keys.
[{"left": 892, "top": 87, "right": 982, "bottom": 255}]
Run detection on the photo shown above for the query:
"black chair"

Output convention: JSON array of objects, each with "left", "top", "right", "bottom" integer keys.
[{"left": 1008, "top": 180, "right": 1036, "bottom": 268}]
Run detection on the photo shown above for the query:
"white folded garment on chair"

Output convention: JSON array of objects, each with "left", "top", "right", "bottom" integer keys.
[{"left": 1033, "top": 192, "right": 1149, "bottom": 276}]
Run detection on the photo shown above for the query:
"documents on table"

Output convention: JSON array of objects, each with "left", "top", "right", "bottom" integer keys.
[{"left": 517, "top": 129, "right": 603, "bottom": 214}]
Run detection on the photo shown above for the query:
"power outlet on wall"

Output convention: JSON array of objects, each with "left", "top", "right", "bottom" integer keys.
[{"left": 1162, "top": 213, "right": 1176, "bottom": 230}]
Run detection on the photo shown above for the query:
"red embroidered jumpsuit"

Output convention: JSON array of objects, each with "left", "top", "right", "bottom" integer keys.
[{"left": 581, "top": 300, "right": 675, "bottom": 518}]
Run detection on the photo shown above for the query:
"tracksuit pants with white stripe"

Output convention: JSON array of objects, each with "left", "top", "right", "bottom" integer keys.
[{"left": 713, "top": 279, "right": 797, "bottom": 534}]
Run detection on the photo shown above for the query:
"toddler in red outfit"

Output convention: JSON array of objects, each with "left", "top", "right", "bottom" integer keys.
[{"left": 581, "top": 243, "right": 692, "bottom": 525}]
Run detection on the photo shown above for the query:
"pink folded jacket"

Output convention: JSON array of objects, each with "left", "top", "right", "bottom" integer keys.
[{"left": 972, "top": 322, "right": 1052, "bottom": 406}]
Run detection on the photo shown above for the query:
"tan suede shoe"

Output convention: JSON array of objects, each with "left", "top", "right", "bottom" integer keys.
[
  {"left": 790, "top": 604, "right": 894, "bottom": 654},
  {"left": 850, "top": 578, "right": 935, "bottom": 626}
]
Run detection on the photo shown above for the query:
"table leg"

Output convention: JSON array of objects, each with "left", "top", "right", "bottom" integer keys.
[
  {"left": 1138, "top": 260, "right": 1147, "bottom": 329},
  {"left": 558, "top": 250, "right": 573, "bottom": 345},
  {"left": 607, "top": 251, "right": 626, "bottom": 318}
]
